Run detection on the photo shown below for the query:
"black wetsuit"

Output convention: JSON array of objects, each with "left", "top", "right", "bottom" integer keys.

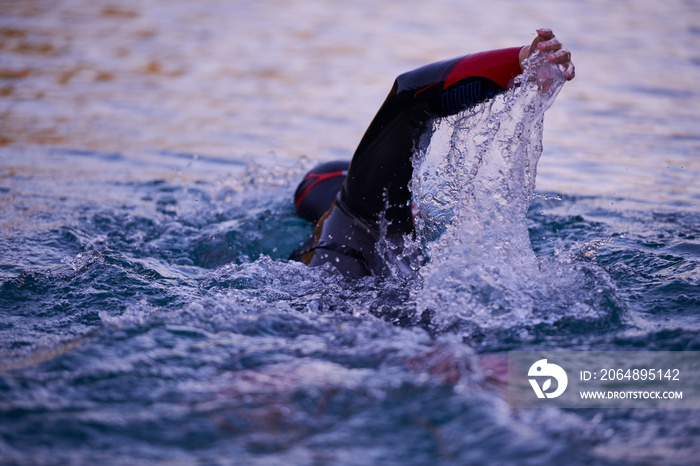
[{"left": 292, "top": 47, "right": 523, "bottom": 278}]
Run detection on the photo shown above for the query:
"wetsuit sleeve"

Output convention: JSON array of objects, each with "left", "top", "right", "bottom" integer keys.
[{"left": 341, "top": 47, "right": 522, "bottom": 236}]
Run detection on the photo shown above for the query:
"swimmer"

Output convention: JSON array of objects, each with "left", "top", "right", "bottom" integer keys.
[{"left": 291, "top": 28, "right": 574, "bottom": 278}]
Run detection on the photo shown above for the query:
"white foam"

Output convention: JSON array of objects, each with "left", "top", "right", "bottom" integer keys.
[{"left": 411, "top": 53, "right": 620, "bottom": 331}]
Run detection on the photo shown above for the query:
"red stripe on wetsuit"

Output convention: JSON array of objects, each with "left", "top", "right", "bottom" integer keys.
[
  {"left": 294, "top": 170, "right": 348, "bottom": 210},
  {"left": 444, "top": 47, "right": 522, "bottom": 90}
]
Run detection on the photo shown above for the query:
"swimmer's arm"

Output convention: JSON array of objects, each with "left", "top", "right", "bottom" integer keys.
[{"left": 419, "top": 47, "right": 522, "bottom": 117}]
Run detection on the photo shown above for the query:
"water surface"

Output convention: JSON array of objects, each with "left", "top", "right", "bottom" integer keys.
[{"left": 1, "top": 0, "right": 699, "bottom": 464}]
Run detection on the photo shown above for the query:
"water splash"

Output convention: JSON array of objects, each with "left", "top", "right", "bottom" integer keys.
[{"left": 411, "top": 53, "right": 623, "bottom": 333}]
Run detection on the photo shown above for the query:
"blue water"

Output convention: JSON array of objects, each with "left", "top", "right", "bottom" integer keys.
[{"left": 2, "top": 0, "right": 700, "bottom": 464}]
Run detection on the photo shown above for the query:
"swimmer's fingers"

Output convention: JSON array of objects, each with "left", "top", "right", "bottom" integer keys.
[
  {"left": 546, "top": 47, "right": 570, "bottom": 65},
  {"left": 562, "top": 60, "right": 576, "bottom": 81},
  {"left": 529, "top": 28, "right": 556, "bottom": 53},
  {"left": 546, "top": 48, "right": 575, "bottom": 81},
  {"left": 521, "top": 28, "right": 575, "bottom": 80},
  {"left": 521, "top": 28, "right": 559, "bottom": 65},
  {"left": 536, "top": 37, "right": 563, "bottom": 53},
  {"left": 535, "top": 29, "right": 576, "bottom": 82},
  {"left": 534, "top": 27, "right": 555, "bottom": 44}
]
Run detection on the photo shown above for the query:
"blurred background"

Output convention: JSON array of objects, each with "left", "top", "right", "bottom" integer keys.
[
  {"left": 1, "top": 1, "right": 699, "bottom": 464},
  {"left": 1, "top": 0, "right": 698, "bottom": 203}
]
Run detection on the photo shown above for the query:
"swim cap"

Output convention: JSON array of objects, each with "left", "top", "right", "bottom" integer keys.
[{"left": 294, "top": 160, "right": 350, "bottom": 223}]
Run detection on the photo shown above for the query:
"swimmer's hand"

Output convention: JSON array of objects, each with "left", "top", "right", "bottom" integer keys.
[{"left": 519, "top": 28, "right": 575, "bottom": 81}]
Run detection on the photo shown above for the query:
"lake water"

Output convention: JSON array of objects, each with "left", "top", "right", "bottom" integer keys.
[{"left": 1, "top": 0, "right": 699, "bottom": 464}]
